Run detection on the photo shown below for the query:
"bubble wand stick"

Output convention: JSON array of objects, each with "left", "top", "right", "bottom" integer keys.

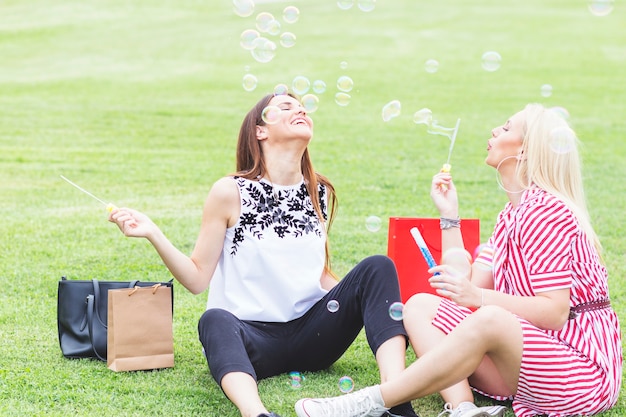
[
  {"left": 439, "top": 118, "right": 460, "bottom": 190},
  {"left": 60, "top": 175, "right": 117, "bottom": 212},
  {"left": 410, "top": 227, "right": 440, "bottom": 276}
]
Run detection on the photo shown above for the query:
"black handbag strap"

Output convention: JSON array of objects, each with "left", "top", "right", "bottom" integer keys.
[
  {"left": 86, "top": 294, "right": 107, "bottom": 361},
  {"left": 91, "top": 279, "right": 138, "bottom": 326}
]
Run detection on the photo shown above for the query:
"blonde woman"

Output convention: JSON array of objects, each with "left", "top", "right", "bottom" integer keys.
[{"left": 295, "top": 104, "right": 621, "bottom": 417}]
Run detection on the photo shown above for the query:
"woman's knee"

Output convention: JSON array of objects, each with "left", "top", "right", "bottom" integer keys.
[
  {"left": 198, "top": 308, "right": 241, "bottom": 337},
  {"left": 402, "top": 293, "right": 441, "bottom": 326}
]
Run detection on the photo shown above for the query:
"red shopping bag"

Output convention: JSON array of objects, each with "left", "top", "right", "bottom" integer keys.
[{"left": 387, "top": 217, "right": 480, "bottom": 303}]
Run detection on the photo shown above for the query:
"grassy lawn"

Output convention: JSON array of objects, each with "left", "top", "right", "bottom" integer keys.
[{"left": 1, "top": 0, "right": 625, "bottom": 416}]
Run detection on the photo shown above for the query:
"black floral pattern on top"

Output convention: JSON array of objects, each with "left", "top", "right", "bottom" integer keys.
[{"left": 230, "top": 177, "right": 327, "bottom": 256}]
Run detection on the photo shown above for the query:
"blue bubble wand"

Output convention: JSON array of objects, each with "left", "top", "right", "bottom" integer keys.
[{"left": 410, "top": 227, "right": 440, "bottom": 276}]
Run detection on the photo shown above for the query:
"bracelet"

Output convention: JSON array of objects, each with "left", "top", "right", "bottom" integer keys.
[{"left": 440, "top": 217, "right": 461, "bottom": 229}]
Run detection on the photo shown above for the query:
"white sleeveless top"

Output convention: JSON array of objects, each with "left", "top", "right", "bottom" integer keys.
[{"left": 206, "top": 176, "right": 329, "bottom": 322}]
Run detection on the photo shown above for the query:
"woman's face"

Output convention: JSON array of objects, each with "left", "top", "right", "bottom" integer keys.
[
  {"left": 485, "top": 109, "right": 525, "bottom": 169},
  {"left": 260, "top": 95, "right": 314, "bottom": 142}
]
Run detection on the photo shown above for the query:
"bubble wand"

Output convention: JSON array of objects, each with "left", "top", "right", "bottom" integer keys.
[
  {"left": 410, "top": 227, "right": 440, "bottom": 276},
  {"left": 60, "top": 175, "right": 117, "bottom": 212},
  {"left": 439, "top": 118, "right": 460, "bottom": 191}
]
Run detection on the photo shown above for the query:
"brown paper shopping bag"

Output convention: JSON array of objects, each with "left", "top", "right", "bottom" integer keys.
[{"left": 107, "top": 284, "right": 174, "bottom": 372}]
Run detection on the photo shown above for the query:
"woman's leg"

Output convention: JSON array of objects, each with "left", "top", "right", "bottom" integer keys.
[
  {"left": 380, "top": 304, "right": 523, "bottom": 407},
  {"left": 198, "top": 308, "right": 279, "bottom": 417},
  {"left": 402, "top": 293, "right": 474, "bottom": 405}
]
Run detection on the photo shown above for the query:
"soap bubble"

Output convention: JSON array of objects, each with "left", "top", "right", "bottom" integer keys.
[
  {"left": 549, "top": 126, "right": 576, "bottom": 155},
  {"left": 261, "top": 105, "right": 281, "bottom": 125},
  {"left": 292, "top": 75, "right": 311, "bottom": 95},
  {"left": 283, "top": 6, "right": 300, "bottom": 23},
  {"left": 382, "top": 100, "right": 401, "bottom": 122},
  {"left": 240, "top": 29, "right": 260, "bottom": 50},
  {"left": 481, "top": 51, "right": 501, "bottom": 72},
  {"left": 327, "top": 299, "right": 340, "bottom": 313},
  {"left": 256, "top": 12, "right": 275, "bottom": 32},
  {"left": 424, "top": 59, "right": 439, "bottom": 73},
  {"left": 338, "top": 376, "right": 355, "bottom": 393},
  {"left": 273, "top": 83, "right": 289, "bottom": 96},
  {"left": 266, "top": 19, "right": 281, "bottom": 36},
  {"left": 289, "top": 371, "right": 302, "bottom": 389},
  {"left": 365, "top": 215, "right": 382, "bottom": 232},
  {"left": 233, "top": 0, "right": 254, "bottom": 17},
  {"left": 389, "top": 302, "right": 404, "bottom": 321},
  {"left": 549, "top": 106, "right": 570, "bottom": 120},
  {"left": 540, "top": 84, "right": 553, "bottom": 98},
  {"left": 242, "top": 73, "right": 258, "bottom": 92},
  {"left": 358, "top": 0, "right": 376, "bottom": 12},
  {"left": 339, "top": 61, "right": 349, "bottom": 70},
  {"left": 336, "top": 75, "right": 354, "bottom": 92},
  {"left": 280, "top": 32, "right": 296, "bottom": 48},
  {"left": 588, "top": 0, "right": 614, "bottom": 16},
  {"left": 413, "top": 108, "right": 433, "bottom": 125},
  {"left": 312, "top": 80, "right": 327, "bottom": 94},
  {"left": 251, "top": 37, "right": 277, "bottom": 63},
  {"left": 442, "top": 247, "right": 472, "bottom": 278},
  {"left": 335, "top": 92, "right": 351, "bottom": 106},
  {"left": 302, "top": 94, "right": 319, "bottom": 112},
  {"left": 337, "top": 0, "right": 354, "bottom": 10}
]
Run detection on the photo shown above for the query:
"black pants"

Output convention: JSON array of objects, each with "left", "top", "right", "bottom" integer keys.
[{"left": 198, "top": 255, "right": 408, "bottom": 385}]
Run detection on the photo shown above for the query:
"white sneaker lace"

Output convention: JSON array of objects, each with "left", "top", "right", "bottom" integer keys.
[{"left": 437, "top": 402, "right": 479, "bottom": 417}]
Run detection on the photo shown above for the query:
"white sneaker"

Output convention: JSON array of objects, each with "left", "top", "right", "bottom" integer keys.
[
  {"left": 437, "top": 401, "right": 507, "bottom": 417},
  {"left": 295, "top": 385, "right": 390, "bottom": 417}
]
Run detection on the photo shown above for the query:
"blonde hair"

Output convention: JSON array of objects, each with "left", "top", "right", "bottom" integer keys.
[{"left": 515, "top": 103, "right": 602, "bottom": 256}]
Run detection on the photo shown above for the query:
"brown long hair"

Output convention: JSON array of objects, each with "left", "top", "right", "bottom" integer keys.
[{"left": 233, "top": 93, "right": 338, "bottom": 276}]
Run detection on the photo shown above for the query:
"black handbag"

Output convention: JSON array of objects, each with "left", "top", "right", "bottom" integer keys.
[{"left": 57, "top": 276, "right": 174, "bottom": 361}]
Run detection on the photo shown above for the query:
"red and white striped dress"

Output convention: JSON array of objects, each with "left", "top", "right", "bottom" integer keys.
[{"left": 432, "top": 188, "right": 622, "bottom": 416}]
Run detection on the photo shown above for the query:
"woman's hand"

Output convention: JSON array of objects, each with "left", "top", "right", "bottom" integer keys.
[
  {"left": 428, "top": 264, "right": 482, "bottom": 308},
  {"left": 108, "top": 207, "right": 157, "bottom": 239},
  {"left": 430, "top": 171, "right": 459, "bottom": 218}
]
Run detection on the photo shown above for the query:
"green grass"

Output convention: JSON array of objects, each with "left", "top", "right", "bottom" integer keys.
[{"left": 1, "top": 0, "right": 625, "bottom": 415}]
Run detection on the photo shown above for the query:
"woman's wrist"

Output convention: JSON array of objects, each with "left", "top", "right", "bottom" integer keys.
[{"left": 440, "top": 216, "right": 461, "bottom": 229}]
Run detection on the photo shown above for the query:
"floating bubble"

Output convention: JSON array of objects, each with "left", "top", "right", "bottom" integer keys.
[
  {"left": 312, "top": 80, "right": 327, "bottom": 94},
  {"left": 327, "top": 299, "right": 340, "bottom": 313},
  {"left": 549, "top": 106, "right": 570, "bottom": 120},
  {"left": 251, "top": 37, "right": 277, "bottom": 63},
  {"left": 336, "top": 75, "right": 354, "bottom": 93},
  {"left": 280, "top": 32, "right": 296, "bottom": 48},
  {"left": 283, "top": 5, "right": 300, "bottom": 23},
  {"left": 389, "top": 302, "right": 404, "bottom": 321},
  {"left": 274, "top": 83, "right": 289, "bottom": 96},
  {"left": 472, "top": 243, "right": 494, "bottom": 271},
  {"left": 289, "top": 371, "right": 302, "bottom": 389},
  {"left": 240, "top": 29, "right": 260, "bottom": 50},
  {"left": 339, "top": 61, "right": 348, "bottom": 70},
  {"left": 424, "top": 59, "right": 439, "bottom": 74},
  {"left": 267, "top": 19, "right": 281, "bottom": 36},
  {"left": 302, "top": 94, "right": 319, "bottom": 113},
  {"left": 337, "top": 0, "right": 354, "bottom": 10},
  {"left": 233, "top": 0, "right": 254, "bottom": 17},
  {"left": 335, "top": 92, "right": 351, "bottom": 106},
  {"left": 481, "top": 51, "right": 501, "bottom": 72},
  {"left": 413, "top": 108, "right": 433, "bottom": 125},
  {"left": 549, "top": 126, "right": 576, "bottom": 155},
  {"left": 588, "top": 0, "right": 614, "bottom": 16},
  {"left": 540, "top": 84, "right": 553, "bottom": 98},
  {"left": 358, "top": 0, "right": 376, "bottom": 12},
  {"left": 442, "top": 247, "right": 472, "bottom": 278},
  {"left": 338, "top": 376, "right": 354, "bottom": 393},
  {"left": 382, "top": 100, "right": 401, "bottom": 122},
  {"left": 256, "top": 12, "right": 275, "bottom": 32},
  {"left": 242, "top": 73, "right": 258, "bottom": 92},
  {"left": 365, "top": 215, "right": 382, "bottom": 232},
  {"left": 427, "top": 120, "right": 456, "bottom": 139},
  {"left": 292, "top": 75, "right": 311, "bottom": 95},
  {"left": 261, "top": 105, "right": 282, "bottom": 125}
]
